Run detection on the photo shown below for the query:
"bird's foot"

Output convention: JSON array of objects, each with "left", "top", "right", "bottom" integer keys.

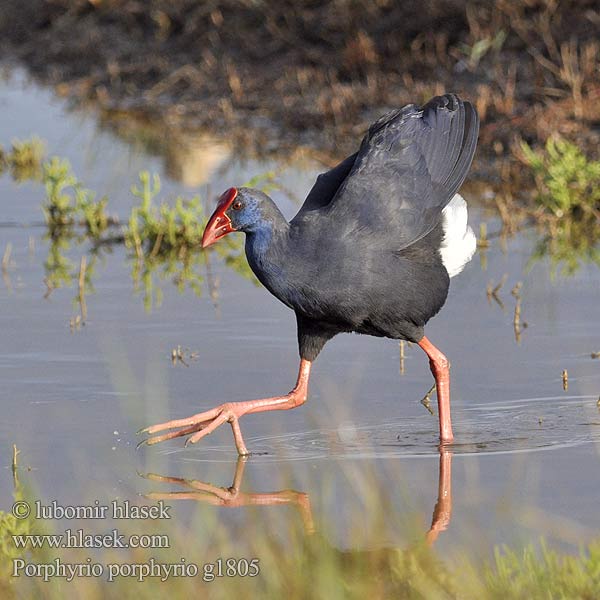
[
  {"left": 138, "top": 359, "right": 312, "bottom": 455},
  {"left": 138, "top": 401, "right": 254, "bottom": 455}
]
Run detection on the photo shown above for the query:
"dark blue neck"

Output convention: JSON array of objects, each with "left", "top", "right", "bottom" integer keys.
[
  {"left": 245, "top": 216, "right": 288, "bottom": 260},
  {"left": 243, "top": 200, "right": 289, "bottom": 258},
  {"left": 245, "top": 222, "right": 275, "bottom": 258},
  {"left": 244, "top": 215, "right": 293, "bottom": 302}
]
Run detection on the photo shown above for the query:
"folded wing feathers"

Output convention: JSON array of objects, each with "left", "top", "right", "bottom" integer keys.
[
  {"left": 442, "top": 101, "right": 479, "bottom": 198},
  {"left": 422, "top": 95, "right": 464, "bottom": 198}
]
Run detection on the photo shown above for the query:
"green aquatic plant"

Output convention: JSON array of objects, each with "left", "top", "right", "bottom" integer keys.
[
  {"left": 126, "top": 171, "right": 207, "bottom": 255},
  {"left": 77, "top": 191, "right": 111, "bottom": 238},
  {"left": 43, "top": 234, "right": 101, "bottom": 302},
  {"left": 519, "top": 137, "right": 600, "bottom": 217},
  {"left": 125, "top": 171, "right": 257, "bottom": 311},
  {"left": 43, "top": 235, "right": 76, "bottom": 291},
  {"left": 14, "top": 156, "right": 267, "bottom": 312},
  {"left": 42, "top": 157, "right": 78, "bottom": 232},
  {"left": 518, "top": 137, "right": 600, "bottom": 275},
  {"left": 0, "top": 137, "right": 46, "bottom": 182},
  {"left": 9, "top": 137, "right": 46, "bottom": 181},
  {"left": 478, "top": 542, "right": 600, "bottom": 599},
  {"left": 125, "top": 171, "right": 208, "bottom": 312},
  {"left": 129, "top": 231, "right": 256, "bottom": 313},
  {"left": 42, "top": 158, "right": 111, "bottom": 238},
  {"left": 130, "top": 249, "right": 205, "bottom": 312},
  {"left": 0, "top": 491, "right": 32, "bottom": 590},
  {"left": 243, "top": 170, "right": 280, "bottom": 195},
  {"left": 529, "top": 214, "right": 600, "bottom": 277},
  {"left": 0, "top": 450, "right": 42, "bottom": 594}
]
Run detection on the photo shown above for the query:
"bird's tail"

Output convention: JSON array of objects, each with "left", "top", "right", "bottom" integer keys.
[
  {"left": 439, "top": 193, "right": 476, "bottom": 278},
  {"left": 421, "top": 94, "right": 480, "bottom": 207}
]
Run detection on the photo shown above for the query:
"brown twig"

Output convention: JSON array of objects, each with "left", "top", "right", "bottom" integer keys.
[
  {"left": 420, "top": 384, "right": 436, "bottom": 416},
  {"left": 2, "top": 242, "right": 12, "bottom": 272},
  {"left": 78, "top": 255, "right": 87, "bottom": 323},
  {"left": 12, "top": 444, "right": 20, "bottom": 486}
]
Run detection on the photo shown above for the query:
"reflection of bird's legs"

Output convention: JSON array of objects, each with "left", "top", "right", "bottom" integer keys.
[
  {"left": 425, "top": 450, "right": 453, "bottom": 545},
  {"left": 138, "top": 360, "right": 312, "bottom": 455},
  {"left": 141, "top": 457, "right": 315, "bottom": 533}
]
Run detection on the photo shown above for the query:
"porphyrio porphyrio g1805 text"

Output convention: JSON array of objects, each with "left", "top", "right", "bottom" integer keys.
[{"left": 140, "top": 94, "right": 479, "bottom": 454}]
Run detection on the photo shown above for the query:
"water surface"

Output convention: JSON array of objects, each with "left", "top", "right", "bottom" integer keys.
[{"left": 1, "top": 69, "right": 599, "bottom": 562}]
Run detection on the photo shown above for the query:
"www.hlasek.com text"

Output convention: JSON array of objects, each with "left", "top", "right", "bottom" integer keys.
[{"left": 13, "top": 529, "right": 170, "bottom": 549}]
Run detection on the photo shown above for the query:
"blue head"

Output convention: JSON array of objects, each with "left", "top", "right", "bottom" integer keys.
[{"left": 202, "top": 187, "right": 285, "bottom": 247}]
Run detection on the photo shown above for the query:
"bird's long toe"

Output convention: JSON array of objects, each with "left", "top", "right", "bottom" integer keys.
[
  {"left": 185, "top": 411, "right": 230, "bottom": 446},
  {"left": 140, "top": 423, "right": 206, "bottom": 447},
  {"left": 140, "top": 406, "right": 223, "bottom": 436},
  {"left": 139, "top": 402, "right": 251, "bottom": 454}
]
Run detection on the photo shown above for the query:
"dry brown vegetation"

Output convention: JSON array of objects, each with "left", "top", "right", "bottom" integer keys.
[{"left": 0, "top": 0, "right": 598, "bottom": 179}]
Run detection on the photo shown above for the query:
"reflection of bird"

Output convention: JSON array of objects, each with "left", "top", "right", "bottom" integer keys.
[
  {"left": 143, "top": 457, "right": 314, "bottom": 534},
  {"left": 140, "top": 94, "right": 479, "bottom": 453},
  {"left": 141, "top": 450, "right": 453, "bottom": 545}
]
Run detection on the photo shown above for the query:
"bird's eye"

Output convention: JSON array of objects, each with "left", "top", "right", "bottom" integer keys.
[{"left": 232, "top": 200, "right": 243, "bottom": 210}]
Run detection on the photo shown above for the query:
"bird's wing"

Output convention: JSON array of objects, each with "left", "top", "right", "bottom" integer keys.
[
  {"left": 321, "top": 94, "right": 479, "bottom": 248},
  {"left": 291, "top": 152, "right": 358, "bottom": 220}
]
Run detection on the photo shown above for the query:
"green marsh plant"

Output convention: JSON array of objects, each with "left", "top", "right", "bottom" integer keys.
[
  {"left": 0, "top": 137, "right": 45, "bottom": 182},
  {"left": 126, "top": 171, "right": 207, "bottom": 256},
  {"left": 519, "top": 137, "right": 600, "bottom": 218},
  {"left": 1, "top": 142, "right": 276, "bottom": 310},
  {"left": 42, "top": 158, "right": 113, "bottom": 238},
  {"left": 125, "top": 171, "right": 256, "bottom": 311},
  {"left": 518, "top": 137, "right": 600, "bottom": 275}
]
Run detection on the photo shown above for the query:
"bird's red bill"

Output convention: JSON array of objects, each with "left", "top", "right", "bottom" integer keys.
[{"left": 202, "top": 187, "right": 238, "bottom": 248}]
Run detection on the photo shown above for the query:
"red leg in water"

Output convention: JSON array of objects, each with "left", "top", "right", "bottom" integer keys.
[
  {"left": 138, "top": 360, "right": 312, "bottom": 455},
  {"left": 418, "top": 336, "right": 453, "bottom": 443}
]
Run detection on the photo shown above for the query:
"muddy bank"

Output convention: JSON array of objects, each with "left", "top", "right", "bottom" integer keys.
[{"left": 1, "top": 0, "right": 599, "bottom": 181}]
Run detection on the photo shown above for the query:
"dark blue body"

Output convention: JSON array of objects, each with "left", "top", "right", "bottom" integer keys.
[{"left": 225, "top": 94, "right": 479, "bottom": 361}]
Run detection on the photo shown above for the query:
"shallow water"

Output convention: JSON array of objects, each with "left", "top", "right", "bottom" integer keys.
[{"left": 1, "top": 68, "right": 600, "bottom": 564}]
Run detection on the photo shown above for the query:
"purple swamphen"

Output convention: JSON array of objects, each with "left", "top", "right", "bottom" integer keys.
[{"left": 140, "top": 94, "right": 479, "bottom": 454}]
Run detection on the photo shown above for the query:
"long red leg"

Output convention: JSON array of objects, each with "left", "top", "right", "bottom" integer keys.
[
  {"left": 418, "top": 336, "right": 453, "bottom": 443},
  {"left": 139, "top": 359, "right": 312, "bottom": 455}
]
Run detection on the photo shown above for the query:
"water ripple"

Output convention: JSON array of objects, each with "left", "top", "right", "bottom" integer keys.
[{"left": 166, "top": 394, "right": 600, "bottom": 463}]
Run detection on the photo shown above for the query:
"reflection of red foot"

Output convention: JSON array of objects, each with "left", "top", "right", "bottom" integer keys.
[
  {"left": 141, "top": 457, "right": 315, "bottom": 533},
  {"left": 426, "top": 450, "right": 453, "bottom": 545},
  {"left": 138, "top": 360, "right": 312, "bottom": 455}
]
